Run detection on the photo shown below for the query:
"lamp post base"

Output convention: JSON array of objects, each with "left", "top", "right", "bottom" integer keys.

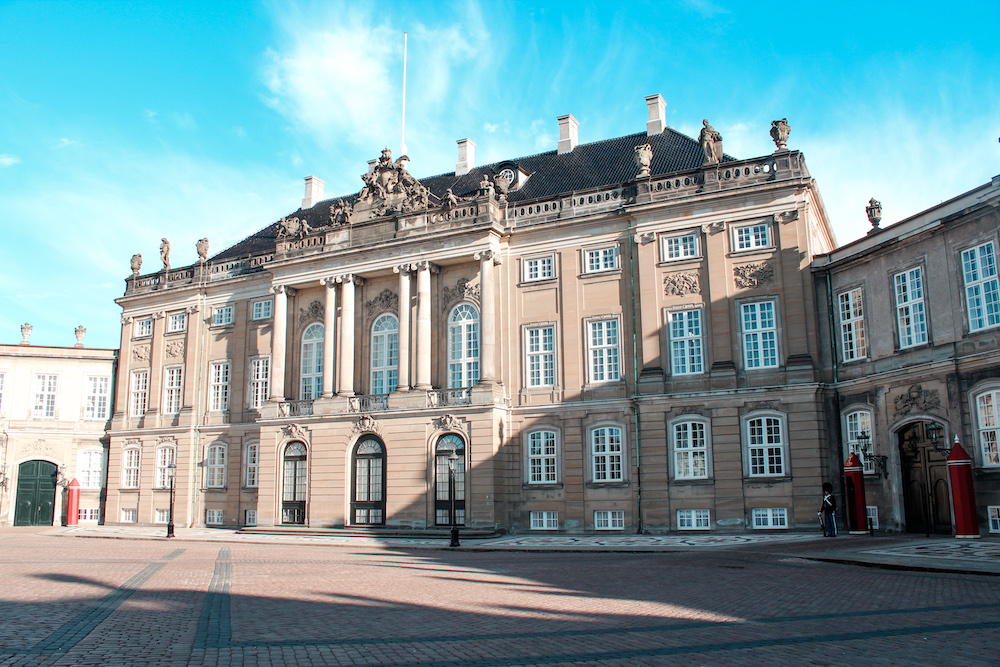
[{"left": 449, "top": 526, "right": 460, "bottom": 547}]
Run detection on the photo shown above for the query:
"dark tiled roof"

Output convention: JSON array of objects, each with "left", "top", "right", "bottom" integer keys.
[{"left": 212, "top": 128, "right": 735, "bottom": 261}]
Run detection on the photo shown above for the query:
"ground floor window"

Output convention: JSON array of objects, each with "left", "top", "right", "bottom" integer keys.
[
  {"left": 155, "top": 509, "right": 170, "bottom": 524},
  {"left": 594, "top": 510, "right": 624, "bottom": 530},
  {"left": 989, "top": 506, "right": 1000, "bottom": 534},
  {"left": 530, "top": 511, "right": 558, "bottom": 530},
  {"left": 352, "top": 437, "right": 386, "bottom": 525},
  {"left": 435, "top": 434, "right": 466, "bottom": 526},
  {"left": 282, "top": 442, "right": 307, "bottom": 524},
  {"left": 77, "top": 508, "right": 100, "bottom": 522},
  {"left": 867, "top": 506, "right": 879, "bottom": 530},
  {"left": 245, "top": 509, "right": 257, "bottom": 527},
  {"left": 676, "top": 509, "right": 711, "bottom": 530},
  {"left": 206, "top": 509, "right": 223, "bottom": 525},
  {"left": 751, "top": 507, "right": 788, "bottom": 529},
  {"left": 121, "top": 508, "right": 137, "bottom": 523}
]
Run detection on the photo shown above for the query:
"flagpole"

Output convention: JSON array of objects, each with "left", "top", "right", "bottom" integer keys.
[{"left": 400, "top": 31, "right": 408, "bottom": 157}]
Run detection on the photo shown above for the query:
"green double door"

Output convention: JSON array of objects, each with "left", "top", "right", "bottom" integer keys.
[{"left": 14, "top": 460, "right": 58, "bottom": 526}]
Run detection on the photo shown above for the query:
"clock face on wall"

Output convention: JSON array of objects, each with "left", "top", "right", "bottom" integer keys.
[{"left": 497, "top": 167, "right": 516, "bottom": 185}]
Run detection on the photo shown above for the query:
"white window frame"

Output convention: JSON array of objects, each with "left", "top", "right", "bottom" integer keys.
[
  {"left": 448, "top": 304, "right": 480, "bottom": 389},
  {"left": 134, "top": 318, "right": 153, "bottom": 338},
  {"left": 301, "top": 322, "right": 324, "bottom": 399},
  {"left": 838, "top": 287, "right": 868, "bottom": 362},
  {"left": 523, "top": 255, "right": 555, "bottom": 282},
  {"left": 244, "top": 443, "right": 259, "bottom": 488},
  {"left": 525, "top": 325, "right": 556, "bottom": 387},
  {"left": 587, "top": 317, "right": 621, "bottom": 383},
  {"left": 733, "top": 222, "right": 772, "bottom": 251},
  {"left": 0, "top": 371, "right": 5, "bottom": 417},
  {"left": 121, "top": 508, "right": 137, "bottom": 523},
  {"left": 962, "top": 241, "right": 1000, "bottom": 332},
  {"left": 583, "top": 245, "right": 619, "bottom": 273},
  {"left": 594, "top": 509, "right": 625, "bottom": 530},
  {"left": 129, "top": 369, "right": 149, "bottom": 418},
  {"left": 668, "top": 309, "right": 703, "bottom": 375},
  {"left": 78, "top": 508, "right": 100, "bottom": 522},
  {"left": 894, "top": 267, "right": 928, "bottom": 348},
  {"left": 676, "top": 509, "right": 711, "bottom": 530},
  {"left": 975, "top": 388, "right": 1000, "bottom": 467},
  {"left": 844, "top": 409, "right": 875, "bottom": 474},
  {"left": 745, "top": 413, "right": 786, "bottom": 477},
  {"left": 866, "top": 506, "right": 879, "bottom": 530},
  {"left": 76, "top": 449, "right": 104, "bottom": 489},
  {"left": 671, "top": 419, "right": 709, "bottom": 480},
  {"left": 32, "top": 373, "right": 58, "bottom": 419},
  {"left": 162, "top": 366, "right": 183, "bottom": 414},
  {"left": 155, "top": 509, "right": 170, "bottom": 524},
  {"left": 122, "top": 447, "right": 141, "bottom": 489},
  {"left": 167, "top": 312, "right": 187, "bottom": 333},
  {"left": 251, "top": 298, "right": 273, "bottom": 320},
  {"left": 206, "top": 509, "right": 224, "bottom": 525},
  {"left": 205, "top": 443, "right": 227, "bottom": 489},
  {"left": 526, "top": 429, "right": 558, "bottom": 484},
  {"left": 83, "top": 375, "right": 110, "bottom": 420},
  {"left": 245, "top": 509, "right": 258, "bottom": 526},
  {"left": 989, "top": 506, "right": 1000, "bottom": 534},
  {"left": 662, "top": 233, "right": 700, "bottom": 261},
  {"left": 212, "top": 305, "right": 234, "bottom": 326},
  {"left": 208, "top": 361, "right": 230, "bottom": 412},
  {"left": 741, "top": 300, "right": 778, "bottom": 369},
  {"left": 248, "top": 357, "right": 270, "bottom": 410},
  {"left": 590, "top": 424, "right": 625, "bottom": 482},
  {"left": 751, "top": 507, "right": 788, "bottom": 529},
  {"left": 155, "top": 446, "right": 175, "bottom": 489},
  {"left": 530, "top": 510, "right": 559, "bottom": 530},
  {"left": 370, "top": 314, "right": 399, "bottom": 395}
]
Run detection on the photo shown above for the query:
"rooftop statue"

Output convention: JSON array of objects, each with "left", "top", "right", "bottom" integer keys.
[
  {"left": 277, "top": 216, "right": 311, "bottom": 239},
  {"left": 634, "top": 143, "right": 653, "bottom": 178},
  {"left": 770, "top": 118, "right": 790, "bottom": 151},
  {"left": 130, "top": 253, "right": 142, "bottom": 276},
  {"left": 355, "top": 147, "right": 429, "bottom": 220},
  {"left": 699, "top": 120, "right": 723, "bottom": 165},
  {"left": 160, "top": 238, "right": 170, "bottom": 271},
  {"left": 196, "top": 238, "right": 209, "bottom": 262},
  {"left": 330, "top": 199, "right": 352, "bottom": 226}
]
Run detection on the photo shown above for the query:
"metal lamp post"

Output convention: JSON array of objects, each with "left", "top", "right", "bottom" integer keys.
[
  {"left": 166, "top": 462, "right": 177, "bottom": 538},
  {"left": 926, "top": 421, "right": 951, "bottom": 455},
  {"left": 448, "top": 450, "right": 460, "bottom": 547},
  {"left": 857, "top": 431, "right": 889, "bottom": 479}
]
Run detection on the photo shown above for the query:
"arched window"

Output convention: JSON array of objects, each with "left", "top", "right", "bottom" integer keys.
[
  {"left": 434, "top": 434, "right": 466, "bottom": 526},
  {"left": 370, "top": 314, "right": 399, "bottom": 395},
  {"left": 205, "top": 443, "right": 226, "bottom": 488},
  {"left": 282, "top": 442, "right": 307, "bottom": 524},
  {"left": 448, "top": 304, "right": 480, "bottom": 388},
  {"left": 301, "top": 323, "right": 324, "bottom": 400},
  {"left": 352, "top": 437, "right": 386, "bottom": 525}
]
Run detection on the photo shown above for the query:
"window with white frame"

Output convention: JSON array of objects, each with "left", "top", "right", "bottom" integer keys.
[
  {"left": 155, "top": 446, "right": 175, "bottom": 488},
  {"left": 251, "top": 299, "right": 273, "bottom": 320},
  {"left": 206, "top": 509, "right": 223, "bottom": 525},
  {"left": 894, "top": 267, "right": 928, "bottom": 348},
  {"left": 32, "top": 374, "right": 58, "bottom": 419},
  {"left": 162, "top": 367, "right": 183, "bottom": 414},
  {"left": 591, "top": 425, "right": 624, "bottom": 482},
  {"left": 676, "top": 509, "right": 711, "bottom": 530},
  {"left": 76, "top": 449, "right": 104, "bottom": 489},
  {"left": 526, "top": 326, "right": 555, "bottom": 387},
  {"left": 83, "top": 376, "right": 110, "bottom": 420},
  {"left": 245, "top": 509, "right": 257, "bottom": 526},
  {"left": 838, "top": 288, "right": 868, "bottom": 361},
  {"left": 244, "top": 443, "right": 259, "bottom": 487},
  {"left": 975, "top": 389, "right": 1000, "bottom": 467},
  {"left": 300, "top": 323, "right": 324, "bottom": 399},
  {"left": 167, "top": 312, "right": 187, "bottom": 332},
  {"left": 205, "top": 444, "right": 226, "bottom": 488},
  {"left": 962, "top": 241, "right": 999, "bottom": 332},
  {"left": 741, "top": 301, "right": 778, "bottom": 369},
  {"left": 208, "top": 361, "right": 230, "bottom": 412},
  {"left": 530, "top": 511, "right": 559, "bottom": 530},
  {"left": 867, "top": 506, "right": 879, "bottom": 530},
  {"left": 212, "top": 305, "right": 234, "bottom": 326},
  {"left": 134, "top": 318, "right": 153, "bottom": 337},
  {"left": 129, "top": 369, "right": 148, "bottom": 417},
  {"left": 78, "top": 508, "right": 100, "bottom": 522},
  {"left": 0, "top": 372, "right": 5, "bottom": 416},
  {"left": 752, "top": 507, "right": 788, "bottom": 528},
  {"left": 845, "top": 410, "right": 875, "bottom": 474},
  {"left": 734, "top": 222, "right": 771, "bottom": 251},
  {"left": 663, "top": 233, "right": 699, "bottom": 261},
  {"left": 588, "top": 318, "right": 621, "bottom": 383},
  {"left": 673, "top": 420, "right": 708, "bottom": 479},
  {"left": 448, "top": 304, "right": 480, "bottom": 388},
  {"left": 989, "top": 506, "right": 1000, "bottom": 534},
  {"left": 121, "top": 508, "right": 137, "bottom": 523},
  {"left": 669, "top": 309, "right": 703, "bottom": 375},
  {"left": 523, "top": 255, "right": 554, "bottom": 281},
  {"left": 594, "top": 510, "right": 625, "bottom": 530},
  {"left": 584, "top": 246, "right": 619, "bottom": 273},
  {"left": 746, "top": 415, "right": 785, "bottom": 477},
  {"left": 155, "top": 509, "right": 170, "bottom": 524},
  {"left": 370, "top": 314, "right": 399, "bottom": 395},
  {"left": 527, "top": 430, "right": 558, "bottom": 483},
  {"left": 122, "top": 448, "right": 140, "bottom": 488},
  {"left": 248, "top": 357, "right": 269, "bottom": 409}
]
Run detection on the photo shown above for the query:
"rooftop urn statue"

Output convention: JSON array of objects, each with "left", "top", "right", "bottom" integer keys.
[
  {"left": 20, "top": 322, "right": 32, "bottom": 345},
  {"left": 770, "top": 118, "right": 790, "bottom": 151},
  {"left": 196, "top": 238, "right": 209, "bottom": 262},
  {"left": 74, "top": 325, "right": 86, "bottom": 348},
  {"left": 634, "top": 143, "right": 653, "bottom": 178},
  {"left": 866, "top": 198, "right": 882, "bottom": 234},
  {"left": 130, "top": 253, "right": 142, "bottom": 276},
  {"left": 478, "top": 174, "right": 495, "bottom": 199},
  {"left": 699, "top": 119, "right": 723, "bottom": 165},
  {"left": 330, "top": 199, "right": 352, "bottom": 225},
  {"left": 160, "top": 238, "right": 170, "bottom": 271}
]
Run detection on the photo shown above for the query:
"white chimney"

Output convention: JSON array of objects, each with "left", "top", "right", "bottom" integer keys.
[
  {"left": 301, "top": 175, "right": 325, "bottom": 209},
  {"left": 456, "top": 138, "right": 476, "bottom": 176},
  {"left": 557, "top": 114, "right": 579, "bottom": 154},
  {"left": 646, "top": 94, "right": 667, "bottom": 136}
]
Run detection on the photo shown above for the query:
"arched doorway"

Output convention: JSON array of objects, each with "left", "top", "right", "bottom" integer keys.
[
  {"left": 14, "top": 460, "right": 58, "bottom": 526},
  {"left": 281, "top": 442, "right": 307, "bottom": 525},
  {"left": 434, "top": 434, "right": 466, "bottom": 526},
  {"left": 351, "top": 436, "right": 386, "bottom": 525},
  {"left": 898, "top": 422, "right": 951, "bottom": 534}
]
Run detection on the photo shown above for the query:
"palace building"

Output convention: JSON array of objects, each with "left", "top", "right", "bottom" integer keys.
[{"left": 105, "top": 96, "right": 842, "bottom": 533}]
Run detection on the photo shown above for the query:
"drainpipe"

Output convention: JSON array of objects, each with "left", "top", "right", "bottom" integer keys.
[
  {"left": 825, "top": 272, "right": 846, "bottom": 525},
  {"left": 626, "top": 215, "right": 644, "bottom": 534},
  {"left": 189, "top": 291, "right": 208, "bottom": 527}
]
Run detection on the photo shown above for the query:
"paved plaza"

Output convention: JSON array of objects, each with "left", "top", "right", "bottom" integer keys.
[{"left": 1, "top": 528, "right": 999, "bottom": 666}]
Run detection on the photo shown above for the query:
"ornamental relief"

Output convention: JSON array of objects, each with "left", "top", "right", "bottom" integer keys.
[
  {"left": 663, "top": 272, "right": 701, "bottom": 296},
  {"left": 442, "top": 277, "right": 480, "bottom": 309},
  {"left": 165, "top": 340, "right": 184, "bottom": 358},
  {"left": 298, "top": 300, "right": 324, "bottom": 325},
  {"left": 734, "top": 262, "right": 774, "bottom": 289},
  {"left": 281, "top": 423, "right": 310, "bottom": 443},
  {"left": 434, "top": 414, "right": 464, "bottom": 433},
  {"left": 892, "top": 385, "right": 941, "bottom": 418},
  {"left": 132, "top": 345, "right": 151, "bottom": 363},
  {"left": 365, "top": 289, "right": 399, "bottom": 321},
  {"left": 352, "top": 414, "right": 382, "bottom": 436}
]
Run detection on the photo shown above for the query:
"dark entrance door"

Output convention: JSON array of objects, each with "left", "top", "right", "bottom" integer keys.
[
  {"left": 14, "top": 460, "right": 58, "bottom": 526},
  {"left": 898, "top": 422, "right": 952, "bottom": 534},
  {"left": 434, "top": 434, "right": 466, "bottom": 526},
  {"left": 281, "top": 442, "right": 307, "bottom": 524}
]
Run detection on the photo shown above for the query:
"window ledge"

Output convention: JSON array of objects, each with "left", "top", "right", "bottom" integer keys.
[
  {"left": 670, "top": 478, "right": 714, "bottom": 485},
  {"left": 518, "top": 278, "right": 558, "bottom": 288},
  {"left": 202, "top": 487, "right": 228, "bottom": 493},
  {"left": 729, "top": 247, "right": 775, "bottom": 258},
  {"left": 523, "top": 483, "right": 563, "bottom": 490},
  {"left": 580, "top": 269, "right": 622, "bottom": 279},
  {"left": 209, "top": 323, "right": 235, "bottom": 330},
  {"left": 743, "top": 476, "right": 791, "bottom": 485},
  {"left": 586, "top": 481, "right": 629, "bottom": 488}
]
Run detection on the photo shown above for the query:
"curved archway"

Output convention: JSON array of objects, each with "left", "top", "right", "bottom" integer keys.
[
  {"left": 434, "top": 433, "right": 466, "bottom": 526},
  {"left": 281, "top": 441, "right": 307, "bottom": 524},
  {"left": 351, "top": 436, "right": 386, "bottom": 525}
]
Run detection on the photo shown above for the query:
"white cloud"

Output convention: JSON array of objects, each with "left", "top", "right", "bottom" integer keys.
[
  {"left": 0, "top": 154, "right": 21, "bottom": 167},
  {"left": 483, "top": 122, "right": 500, "bottom": 134},
  {"left": 143, "top": 109, "right": 158, "bottom": 121},
  {"left": 530, "top": 119, "right": 553, "bottom": 151},
  {"left": 55, "top": 138, "right": 80, "bottom": 148}
]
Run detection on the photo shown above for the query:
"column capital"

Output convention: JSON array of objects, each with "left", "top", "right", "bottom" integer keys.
[
  {"left": 335, "top": 273, "right": 365, "bottom": 286},
  {"left": 393, "top": 263, "right": 417, "bottom": 275},
  {"left": 153, "top": 311, "right": 165, "bottom": 320},
  {"left": 185, "top": 304, "right": 199, "bottom": 314},
  {"left": 121, "top": 315, "right": 133, "bottom": 325},
  {"left": 474, "top": 249, "right": 502, "bottom": 265},
  {"left": 270, "top": 284, "right": 296, "bottom": 296},
  {"left": 414, "top": 260, "right": 440, "bottom": 273},
  {"left": 320, "top": 276, "right": 338, "bottom": 287}
]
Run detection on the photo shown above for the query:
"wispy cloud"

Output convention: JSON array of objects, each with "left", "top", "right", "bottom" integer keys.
[
  {"left": 0, "top": 154, "right": 21, "bottom": 167},
  {"left": 54, "top": 137, "right": 80, "bottom": 148}
]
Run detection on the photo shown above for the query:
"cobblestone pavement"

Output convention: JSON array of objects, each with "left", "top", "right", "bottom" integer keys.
[{"left": 2, "top": 528, "right": 999, "bottom": 666}]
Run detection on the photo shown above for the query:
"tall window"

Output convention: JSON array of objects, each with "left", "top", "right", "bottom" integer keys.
[
  {"left": 962, "top": 242, "right": 999, "bottom": 332},
  {"left": 209, "top": 361, "right": 230, "bottom": 411},
  {"left": 448, "top": 304, "right": 480, "bottom": 388},
  {"left": 591, "top": 425, "right": 624, "bottom": 482},
  {"left": 669, "top": 310, "right": 703, "bottom": 375},
  {"left": 155, "top": 446, "right": 175, "bottom": 488},
  {"left": 838, "top": 288, "right": 867, "bottom": 361},
  {"left": 741, "top": 301, "right": 778, "bottom": 369},
  {"left": 663, "top": 233, "right": 698, "bottom": 260},
  {"left": 976, "top": 389, "right": 1000, "bottom": 467},
  {"left": 251, "top": 299, "right": 273, "bottom": 320},
  {"left": 248, "top": 357, "right": 269, "bottom": 409},
  {"left": 134, "top": 318, "right": 153, "bottom": 337},
  {"left": 527, "top": 430, "right": 558, "bottom": 483},
  {"left": 588, "top": 319, "right": 621, "bottom": 383},
  {"left": 129, "top": 369, "right": 149, "bottom": 417},
  {"left": 76, "top": 450, "right": 104, "bottom": 489},
  {"left": 585, "top": 246, "right": 618, "bottom": 272},
  {"left": 524, "top": 256, "right": 554, "bottom": 281},
  {"left": 167, "top": 312, "right": 187, "bottom": 332},
  {"left": 435, "top": 434, "right": 466, "bottom": 526},
  {"left": 32, "top": 374, "right": 58, "bottom": 419},
  {"left": 213, "top": 306, "right": 234, "bottom": 326},
  {"left": 163, "top": 367, "right": 183, "bottom": 414},
  {"left": 370, "top": 314, "right": 399, "bottom": 394},
  {"left": 894, "top": 267, "right": 927, "bottom": 348},
  {"left": 122, "top": 447, "right": 140, "bottom": 488},
  {"left": 244, "top": 443, "right": 259, "bottom": 487},
  {"left": 352, "top": 437, "right": 386, "bottom": 525},
  {"left": 673, "top": 421, "right": 708, "bottom": 479},
  {"left": 205, "top": 444, "right": 226, "bottom": 488},
  {"left": 747, "top": 415, "right": 785, "bottom": 477},
  {"left": 735, "top": 223, "right": 771, "bottom": 251},
  {"left": 83, "top": 376, "right": 110, "bottom": 420},
  {"left": 300, "top": 323, "right": 324, "bottom": 400},
  {"left": 526, "top": 326, "right": 555, "bottom": 387},
  {"left": 845, "top": 410, "right": 875, "bottom": 474},
  {"left": 282, "top": 442, "right": 307, "bottom": 524}
]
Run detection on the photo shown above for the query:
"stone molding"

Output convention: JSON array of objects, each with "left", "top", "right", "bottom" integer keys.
[
  {"left": 734, "top": 262, "right": 774, "bottom": 289},
  {"left": 664, "top": 272, "right": 701, "bottom": 296}
]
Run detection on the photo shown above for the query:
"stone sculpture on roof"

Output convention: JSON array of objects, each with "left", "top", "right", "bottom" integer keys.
[
  {"left": 160, "top": 238, "right": 170, "bottom": 271},
  {"left": 699, "top": 120, "right": 723, "bottom": 165},
  {"left": 330, "top": 199, "right": 352, "bottom": 226},
  {"left": 353, "top": 147, "right": 430, "bottom": 220},
  {"left": 770, "top": 118, "right": 790, "bottom": 151},
  {"left": 278, "top": 216, "right": 311, "bottom": 239},
  {"left": 196, "top": 238, "right": 209, "bottom": 262},
  {"left": 634, "top": 143, "right": 653, "bottom": 178},
  {"left": 130, "top": 253, "right": 142, "bottom": 276}
]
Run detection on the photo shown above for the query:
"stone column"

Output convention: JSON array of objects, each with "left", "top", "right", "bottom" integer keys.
[
  {"left": 414, "top": 261, "right": 436, "bottom": 390},
  {"left": 320, "top": 277, "right": 337, "bottom": 398},
  {"left": 474, "top": 249, "right": 500, "bottom": 384},
  {"left": 269, "top": 285, "right": 291, "bottom": 401},
  {"left": 393, "top": 264, "right": 413, "bottom": 391},
  {"left": 336, "top": 274, "right": 362, "bottom": 396}
]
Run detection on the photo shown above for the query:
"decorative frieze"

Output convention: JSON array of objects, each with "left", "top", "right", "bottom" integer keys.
[
  {"left": 352, "top": 414, "right": 382, "bottom": 436},
  {"left": 133, "top": 345, "right": 151, "bottom": 363},
  {"left": 664, "top": 272, "right": 701, "bottom": 296},
  {"left": 365, "top": 289, "right": 399, "bottom": 319},
  {"left": 443, "top": 277, "right": 480, "bottom": 306},
  {"left": 893, "top": 385, "right": 941, "bottom": 418},
  {"left": 434, "top": 414, "right": 463, "bottom": 433},
  {"left": 281, "top": 423, "right": 310, "bottom": 442},
  {"left": 165, "top": 341, "right": 184, "bottom": 358},
  {"left": 298, "top": 300, "right": 324, "bottom": 324},
  {"left": 734, "top": 262, "right": 774, "bottom": 289}
]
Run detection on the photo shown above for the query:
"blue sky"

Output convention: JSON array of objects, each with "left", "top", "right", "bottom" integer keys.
[{"left": 1, "top": 1, "right": 998, "bottom": 348}]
